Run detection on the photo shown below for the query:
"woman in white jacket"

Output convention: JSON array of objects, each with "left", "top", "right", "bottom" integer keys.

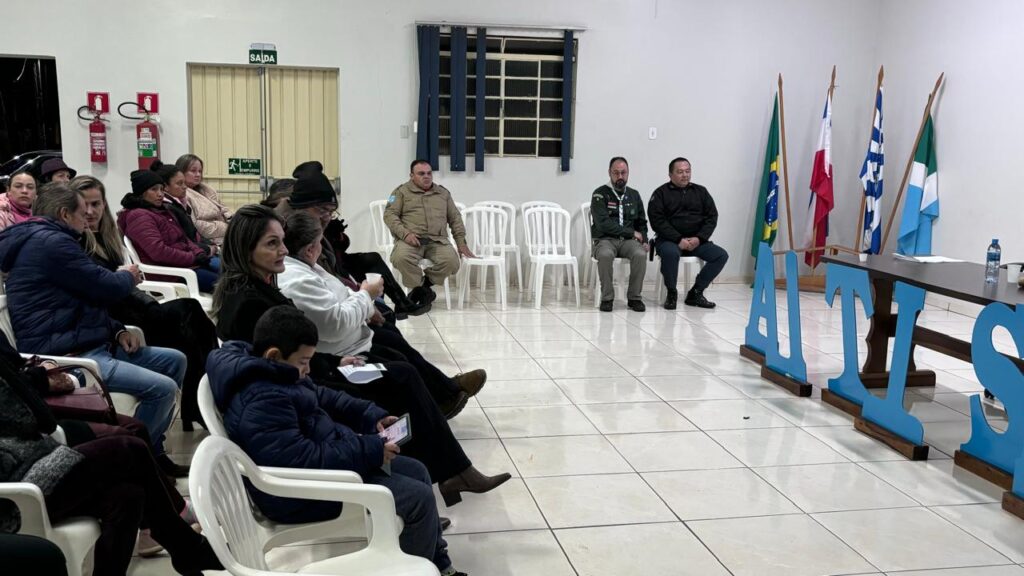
[{"left": 277, "top": 211, "right": 510, "bottom": 504}]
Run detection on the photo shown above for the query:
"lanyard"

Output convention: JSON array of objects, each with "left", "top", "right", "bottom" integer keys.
[{"left": 608, "top": 183, "right": 625, "bottom": 226}]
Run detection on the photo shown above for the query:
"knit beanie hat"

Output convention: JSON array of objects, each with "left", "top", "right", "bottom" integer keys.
[
  {"left": 292, "top": 160, "right": 324, "bottom": 179},
  {"left": 130, "top": 170, "right": 164, "bottom": 195},
  {"left": 289, "top": 173, "right": 336, "bottom": 208}
]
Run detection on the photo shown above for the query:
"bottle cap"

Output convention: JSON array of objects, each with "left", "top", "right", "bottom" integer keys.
[{"left": 993, "top": 239, "right": 999, "bottom": 244}]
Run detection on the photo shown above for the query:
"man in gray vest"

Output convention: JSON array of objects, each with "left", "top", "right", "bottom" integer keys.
[{"left": 590, "top": 157, "right": 649, "bottom": 312}]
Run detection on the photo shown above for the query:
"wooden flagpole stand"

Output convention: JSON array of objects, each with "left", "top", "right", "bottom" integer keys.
[{"left": 879, "top": 72, "right": 944, "bottom": 253}]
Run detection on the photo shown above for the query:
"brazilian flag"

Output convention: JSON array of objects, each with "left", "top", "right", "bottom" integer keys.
[{"left": 751, "top": 94, "right": 780, "bottom": 258}]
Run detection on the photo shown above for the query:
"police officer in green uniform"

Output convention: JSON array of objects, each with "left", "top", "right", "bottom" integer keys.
[
  {"left": 383, "top": 159, "right": 475, "bottom": 305},
  {"left": 590, "top": 157, "right": 649, "bottom": 312}
]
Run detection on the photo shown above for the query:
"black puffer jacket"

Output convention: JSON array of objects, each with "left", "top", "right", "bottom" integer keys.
[{"left": 647, "top": 182, "right": 719, "bottom": 244}]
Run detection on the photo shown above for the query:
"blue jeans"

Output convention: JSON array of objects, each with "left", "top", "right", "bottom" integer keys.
[
  {"left": 81, "top": 344, "right": 186, "bottom": 455},
  {"left": 656, "top": 240, "right": 729, "bottom": 293},
  {"left": 194, "top": 256, "right": 221, "bottom": 293},
  {"left": 366, "top": 455, "right": 451, "bottom": 572}
]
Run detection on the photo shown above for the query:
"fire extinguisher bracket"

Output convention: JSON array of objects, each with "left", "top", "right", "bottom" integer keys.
[{"left": 117, "top": 101, "right": 161, "bottom": 170}]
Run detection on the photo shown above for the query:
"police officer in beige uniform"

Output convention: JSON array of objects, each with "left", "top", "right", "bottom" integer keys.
[{"left": 384, "top": 159, "right": 475, "bottom": 304}]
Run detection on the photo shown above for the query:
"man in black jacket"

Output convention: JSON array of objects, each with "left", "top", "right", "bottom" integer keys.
[
  {"left": 647, "top": 158, "right": 729, "bottom": 309},
  {"left": 590, "top": 157, "right": 649, "bottom": 312}
]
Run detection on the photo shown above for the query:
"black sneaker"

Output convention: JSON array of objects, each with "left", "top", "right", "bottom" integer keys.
[
  {"left": 685, "top": 288, "right": 716, "bottom": 309},
  {"left": 157, "top": 453, "right": 190, "bottom": 478},
  {"left": 599, "top": 300, "right": 614, "bottom": 312},
  {"left": 627, "top": 299, "right": 646, "bottom": 312},
  {"left": 663, "top": 289, "right": 678, "bottom": 310}
]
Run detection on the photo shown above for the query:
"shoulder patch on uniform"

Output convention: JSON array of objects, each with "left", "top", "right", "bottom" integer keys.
[
  {"left": 592, "top": 193, "right": 603, "bottom": 200},
  {"left": 387, "top": 194, "right": 396, "bottom": 204}
]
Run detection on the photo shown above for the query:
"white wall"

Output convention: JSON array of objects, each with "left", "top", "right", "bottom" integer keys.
[
  {"left": 878, "top": 0, "right": 1024, "bottom": 265},
  {"left": 1, "top": 0, "right": 892, "bottom": 280}
]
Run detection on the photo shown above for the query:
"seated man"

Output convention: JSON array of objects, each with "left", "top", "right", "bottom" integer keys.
[
  {"left": 208, "top": 306, "right": 468, "bottom": 576},
  {"left": 648, "top": 157, "right": 729, "bottom": 309},
  {"left": 591, "top": 156, "right": 649, "bottom": 312},
  {"left": 383, "top": 160, "right": 474, "bottom": 305},
  {"left": 279, "top": 162, "right": 429, "bottom": 317},
  {"left": 0, "top": 183, "right": 187, "bottom": 476}
]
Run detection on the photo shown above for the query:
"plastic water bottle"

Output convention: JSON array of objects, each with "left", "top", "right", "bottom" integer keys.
[{"left": 985, "top": 239, "right": 1001, "bottom": 284}]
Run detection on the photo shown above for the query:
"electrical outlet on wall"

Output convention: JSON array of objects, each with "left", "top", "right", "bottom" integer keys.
[
  {"left": 649, "top": 127, "right": 657, "bottom": 140},
  {"left": 400, "top": 125, "right": 410, "bottom": 139}
]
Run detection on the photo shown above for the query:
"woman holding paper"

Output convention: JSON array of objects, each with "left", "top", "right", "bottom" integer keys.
[{"left": 213, "top": 205, "right": 510, "bottom": 506}]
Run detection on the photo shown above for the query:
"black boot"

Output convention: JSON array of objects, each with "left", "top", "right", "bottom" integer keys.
[
  {"left": 393, "top": 292, "right": 432, "bottom": 317},
  {"left": 663, "top": 288, "right": 678, "bottom": 310},
  {"left": 685, "top": 287, "right": 716, "bottom": 309}
]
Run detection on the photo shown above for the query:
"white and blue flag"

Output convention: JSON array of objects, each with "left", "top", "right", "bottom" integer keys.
[{"left": 859, "top": 87, "right": 884, "bottom": 254}]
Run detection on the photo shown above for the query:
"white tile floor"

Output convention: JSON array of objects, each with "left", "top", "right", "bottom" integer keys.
[{"left": 133, "top": 281, "right": 1024, "bottom": 575}]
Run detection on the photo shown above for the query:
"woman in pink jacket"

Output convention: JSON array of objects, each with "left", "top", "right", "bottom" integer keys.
[
  {"left": 0, "top": 172, "right": 37, "bottom": 230},
  {"left": 117, "top": 169, "right": 220, "bottom": 292}
]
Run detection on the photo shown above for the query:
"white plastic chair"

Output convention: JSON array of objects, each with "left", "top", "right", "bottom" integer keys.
[
  {"left": 123, "top": 236, "right": 213, "bottom": 313},
  {"left": 197, "top": 375, "right": 378, "bottom": 549},
  {"left": 370, "top": 199, "right": 453, "bottom": 309},
  {"left": 581, "top": 202, "right": 632, "bottom": 308},
  {"left": 0, "top": 428, "right": 100, "bottom": 576},
  {"left": 522, "top": 206, "right": 580, "bottom": 309},
  {"left": 457, "top": 207, "right": 508, "bottom": 310},
  {"left": 189, "top": 436, "right": 439, "bottom": 576},
  {"left": 474, "top": 201, "right": 523, "bottom": 291},
  {"left": 520, "top": 200, "right": 561, "bottom": 214},
  {"left": 0, "top": 288, "right": 142, "bottom": 416}
]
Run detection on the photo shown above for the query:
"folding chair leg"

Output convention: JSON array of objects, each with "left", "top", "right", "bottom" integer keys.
[
  {"left": 514, "top": 252, "right": 523, "bottom": 292},
  {"left": 571, "top": 261, "right": 581, "bottom": 308},
  {"left": 457, "top": 267, "right": 469, "bottom": 309},
  {"left": 533, "top": 262, "right": 546, "bottom": 309},
  {"left": 444, "top": 278, "right": 452, "bottom": 309}
]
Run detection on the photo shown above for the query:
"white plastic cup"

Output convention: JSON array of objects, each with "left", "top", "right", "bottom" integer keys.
[
  {"left": 858, "top": 253, "right": 868, "bottom": 263},
  {"left": 1007, "top": 264, "right": 1020, "bottom": 285},
  {"left": 365, "top": 273, "right": 382, "bottom": 284}
]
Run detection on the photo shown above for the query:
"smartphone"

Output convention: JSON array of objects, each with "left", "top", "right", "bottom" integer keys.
[{"left": 379, "top": 413, "right": 412, "bottom": 446}]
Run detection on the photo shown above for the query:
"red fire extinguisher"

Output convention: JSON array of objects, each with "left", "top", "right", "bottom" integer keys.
[
  {"left": 77, "top": 106, "right": 108, "bottom": 163},
  {"left": 118, "top": 101, "right": 160, "bottom": 170}
]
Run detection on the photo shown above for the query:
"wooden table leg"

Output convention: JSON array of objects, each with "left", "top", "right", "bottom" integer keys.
[
  {"left": 860, "top": 277, "right": 892, "bottom": 383},
  {"left": 859, "top": 277, "right": 936, "bottom": 388}
]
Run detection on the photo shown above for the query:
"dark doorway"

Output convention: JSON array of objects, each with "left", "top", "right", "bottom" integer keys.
[{"left": 0, "top": 57, "right": 62, "bottom": 162}]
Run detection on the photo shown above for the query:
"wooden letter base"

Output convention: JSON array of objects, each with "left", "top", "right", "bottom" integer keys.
[
  {"left": 739, "top": 345, "right": 766, "bottom": 366},
  {"left": 859, "top": 370, "right": 936, "bottom": 389},
  {"left": 1003, "top": 491, "right": 1024, "bottom": 521},
  {"left": 953, "top": 450, "right": 1014, "bottom": 490},
  {"left": 760, "top": 365, "right": 813, "bottom": 397},
  {"left": 854, "top": 417, "right": 929, "bottom": 460},
  {"left": 821, "top": 389, "right": 863, "bottom": 418}
]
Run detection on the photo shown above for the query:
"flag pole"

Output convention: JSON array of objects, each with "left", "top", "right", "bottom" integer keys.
[
  {"left": 808, "top": 65, "right": 837, "bottom": 274},
  {"left": 778, "top": 73, "right": 794, "bottom": 251},
  {"left": 855, "top": 65, "right": 885, "bottom": 253},
  {"left": 880, "top": 72, "right": 944, "bottom": 252}
]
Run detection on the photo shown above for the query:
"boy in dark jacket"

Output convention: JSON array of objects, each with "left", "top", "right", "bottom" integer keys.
[{"left": 207, "top": 305, "right": 466, "bottom": 576}]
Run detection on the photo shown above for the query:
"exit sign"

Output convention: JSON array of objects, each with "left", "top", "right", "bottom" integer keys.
[
  {"left": 249, "top": 43, "right": 278, "bottom": 65},
  {"left": 228, "top": 158, "right": 261, "bottom": 175}
]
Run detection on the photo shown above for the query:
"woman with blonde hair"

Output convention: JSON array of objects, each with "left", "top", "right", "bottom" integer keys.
[
  {"left": 175, "top": 153, "right": 232, "bottom": 246},
  {"left": 70, "top": 175, "right": 219, "bottom": 433}
]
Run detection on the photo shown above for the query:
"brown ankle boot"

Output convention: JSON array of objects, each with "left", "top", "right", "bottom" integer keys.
[
  {"left": 451, "top": 369, "right": 487, "bottom": 397},
  {"left": 438, "top": 466, "right": 512, "bottom": 507}
]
